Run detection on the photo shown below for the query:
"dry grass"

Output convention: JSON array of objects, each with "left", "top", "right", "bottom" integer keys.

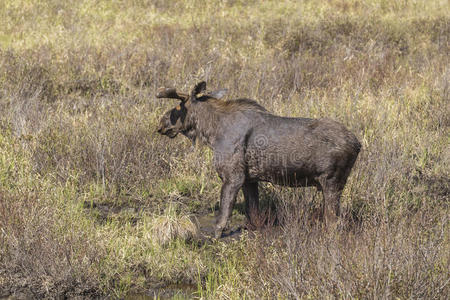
[
  {"left": 0, "top": 0, "right": 448, "bottom": 298},
  {"left": 148, "top": 204, "right": 199, "bottom": 246}
]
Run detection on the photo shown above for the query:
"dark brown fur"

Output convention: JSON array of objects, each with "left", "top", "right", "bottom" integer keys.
[
  {"left": 157, "top": 82, "right": 361, "bottom": 238},
  {"left": 207, "top": 98, "right": 267, "bottom": 113}
]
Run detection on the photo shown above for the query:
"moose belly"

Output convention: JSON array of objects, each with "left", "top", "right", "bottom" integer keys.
[
  {"left": 246, "top": 151, "right": 320, "bottom": 187},
  {"left": 255, "top": 171, "right": 319, "bottom": 187}
]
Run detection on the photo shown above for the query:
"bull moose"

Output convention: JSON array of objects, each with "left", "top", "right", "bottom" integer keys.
[{"left": 156, "top": 82, "right": 361, "bottom": 238}]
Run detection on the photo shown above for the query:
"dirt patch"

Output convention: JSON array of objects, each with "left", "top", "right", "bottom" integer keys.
[
  {"left": 125, "top": 283, "right": 197, "bottom": 300},
  {"left": 82, "top": 200, "right": 251, "bottom": 241},
  {"left": 0, "top": 269, "right": 100, "bottom": 299}
]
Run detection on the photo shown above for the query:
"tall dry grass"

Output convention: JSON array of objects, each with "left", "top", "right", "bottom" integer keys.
[{"left": 0, "top": 0, "right": 448, "bottom": 298}]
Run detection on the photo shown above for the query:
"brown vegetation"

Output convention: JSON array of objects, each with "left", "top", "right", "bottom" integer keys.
[{"left": 0, "top": 0, "right": 448, "bottom": 298}]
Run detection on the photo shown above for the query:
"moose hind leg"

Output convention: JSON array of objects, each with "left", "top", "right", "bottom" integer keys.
[
  {"left": 319, "top": 177, "right": 344, "bottom": 227},
  {"left": 323, "top": 187, "right": 343, "bottom": 226},
  {"left": 242, "top": 181, "right": 259, "bottom": 227},
  {"left": 215, "top": 176, "right": 245, "bottom": 238}
]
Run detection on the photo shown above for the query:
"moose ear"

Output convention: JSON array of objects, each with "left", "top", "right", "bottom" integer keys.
[
  {"left": 192, "top": 81, "right": 207, "bottom": 96},
  {"left": 207, "top": 88, "right": 228, "bottom": 100},
  {"left": 190, "top": 81, "right": 207, "bottom": 102}
]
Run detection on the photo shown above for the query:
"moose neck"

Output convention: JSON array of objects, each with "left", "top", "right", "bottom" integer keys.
[{"left": 187, "top": 101, "right": 222, "bottom": 148}]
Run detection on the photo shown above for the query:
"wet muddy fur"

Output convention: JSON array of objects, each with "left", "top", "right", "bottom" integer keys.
[{"left": 157, "top": 82, "right": 361, "bottom": 238}]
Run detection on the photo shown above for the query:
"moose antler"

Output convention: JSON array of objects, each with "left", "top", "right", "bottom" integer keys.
[{"left": 156, "top": 87, "right": 189, "bottom": 101}]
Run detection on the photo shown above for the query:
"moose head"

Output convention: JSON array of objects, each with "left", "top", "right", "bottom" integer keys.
[{"left": 156, "top": 81, "right": 227, "bottom": 140}]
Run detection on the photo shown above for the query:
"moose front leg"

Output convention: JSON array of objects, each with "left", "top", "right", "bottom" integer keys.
[
  {"left": 242, "top": 181, "right": 259, "bottom": 227},
  {"left": 214, "top": 176, "right": 245, "bottom": 238}
]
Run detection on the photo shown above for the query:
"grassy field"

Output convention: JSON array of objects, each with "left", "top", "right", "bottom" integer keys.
[{"left": 0, "top": 0, "right": 449, "bottom": 298}]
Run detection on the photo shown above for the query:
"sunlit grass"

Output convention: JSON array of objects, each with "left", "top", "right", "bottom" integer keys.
[{"left": 0, "top": 0, "right": 448, "bottom": 298}]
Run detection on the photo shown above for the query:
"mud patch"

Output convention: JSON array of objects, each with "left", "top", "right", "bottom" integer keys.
[
  {"left": 125, "top": 283, "right": 197, "bottom": 299},
  {"left": 0, "top": 269, "right": 100, "bottom": 299},
  {"left": 83, "top": 200, "right": 250, "bottom": 242},
  {"left": 196, "top": 213, "right": 249, "bottom": 242},
  {"left": 82, "top": 200, "right": 150, "bottom": 225}
]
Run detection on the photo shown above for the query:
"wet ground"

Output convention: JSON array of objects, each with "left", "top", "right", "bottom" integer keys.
[
  {"left": 0, "top": 201, "right": 250, "bottom": 300},
  {"left": 82, "top": 199, "right": 249, "bottom": 241},
  {"left": 125, "top": 283, "right": 197, "bottom": 299},
  {"left": 196, "top": 213, "right": 247, "bottom": 240}
]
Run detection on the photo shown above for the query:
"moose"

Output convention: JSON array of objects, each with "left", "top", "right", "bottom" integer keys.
[{"left": 157, "top": 82, "right": 361, "bottom": 238}]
